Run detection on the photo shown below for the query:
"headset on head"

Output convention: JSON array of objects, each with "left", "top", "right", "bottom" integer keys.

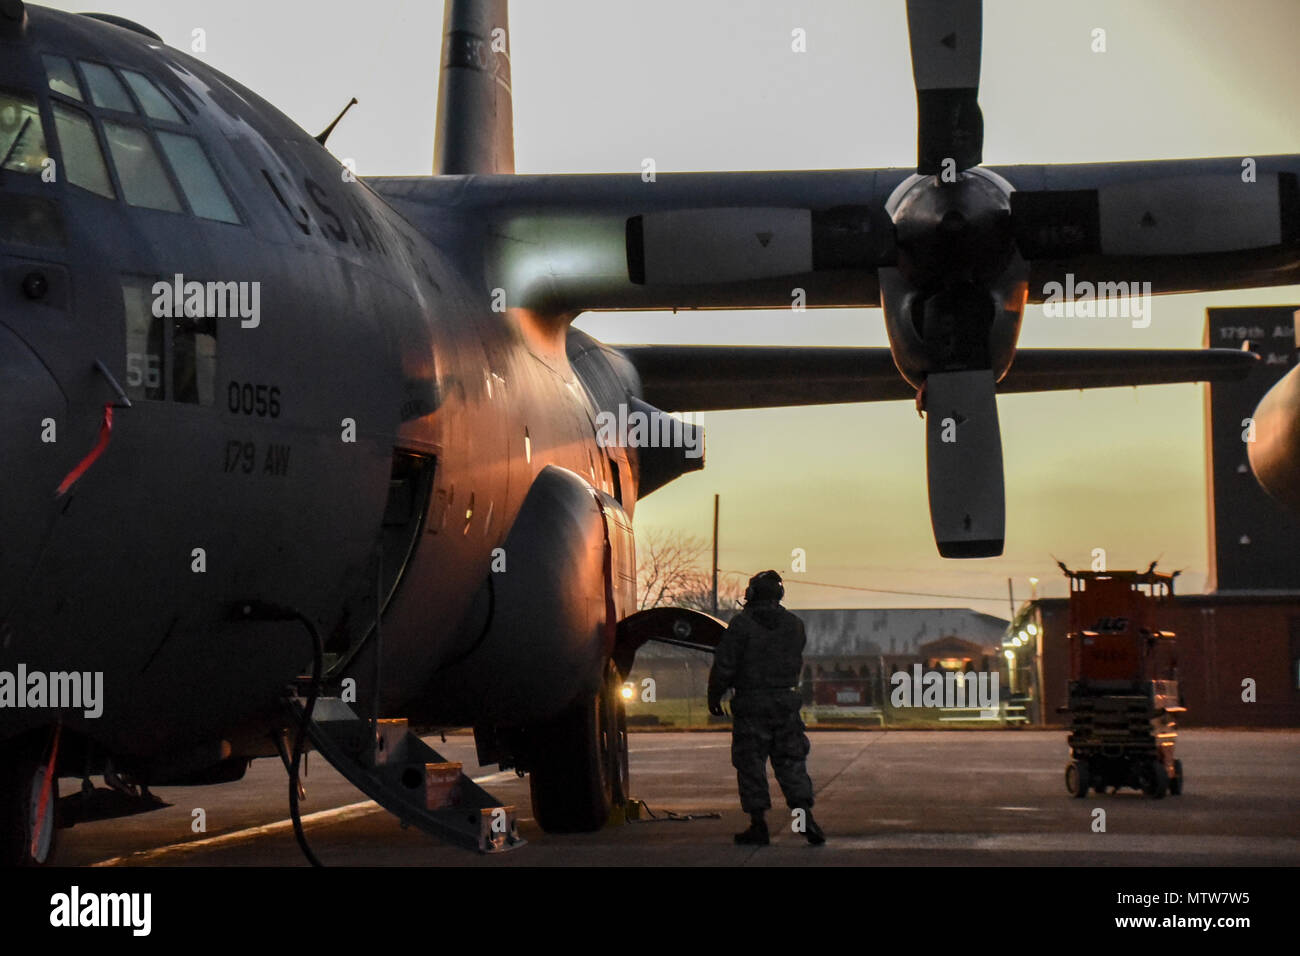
[{"left": 744, "top": 570, "right": 784, "bottom": 603}]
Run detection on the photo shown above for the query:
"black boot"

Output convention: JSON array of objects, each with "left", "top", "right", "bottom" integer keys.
[
  {"left": 802, "top": 809, "right": 826, "bottom": 845},
  {"left": 734, "top": 812, "right": 769, "bottom": 846}
]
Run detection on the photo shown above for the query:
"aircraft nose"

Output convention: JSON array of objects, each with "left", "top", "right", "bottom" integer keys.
[{"left": 0, "top": 321, "right": 65, "bottom": 621}]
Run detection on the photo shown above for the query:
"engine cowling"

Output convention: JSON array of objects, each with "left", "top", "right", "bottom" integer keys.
[
  {"left": 1249, "top": 363, "right": 1300, "bottom": 515},
  {"left": 880, "top": 168, "right": 1028, "bottom": 388}
]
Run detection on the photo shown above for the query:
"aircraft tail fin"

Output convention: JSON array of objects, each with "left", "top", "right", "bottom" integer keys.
[{"left": 433, "top": 0, "right": 514, "bottom": 175}]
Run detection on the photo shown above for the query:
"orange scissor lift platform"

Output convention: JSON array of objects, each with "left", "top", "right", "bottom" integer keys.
[{"left": 1057, "top": 564, "right": 1186, "bottom": 799}]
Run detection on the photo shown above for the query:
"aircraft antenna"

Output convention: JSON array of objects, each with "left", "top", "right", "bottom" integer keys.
[{"left": 315, "top": 97, "right": 358, "bottom": 147}]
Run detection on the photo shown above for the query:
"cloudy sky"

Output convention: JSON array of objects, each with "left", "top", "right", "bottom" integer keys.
[{"left": 41, "top": 0, "right": 1300, "bottom": 615}]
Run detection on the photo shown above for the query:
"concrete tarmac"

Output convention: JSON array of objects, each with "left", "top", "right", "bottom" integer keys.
[{"left": 55, "top": 729, "right": 1300, "bottom": 867}]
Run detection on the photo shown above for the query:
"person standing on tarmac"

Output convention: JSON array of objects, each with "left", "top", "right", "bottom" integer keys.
[{"left": 708, "top": 570, "right": 825, "bottom": 846}]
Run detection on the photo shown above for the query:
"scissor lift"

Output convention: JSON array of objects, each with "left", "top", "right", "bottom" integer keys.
[{"left": 1058, "top": 564, "right": 1186, "bottom": 799}]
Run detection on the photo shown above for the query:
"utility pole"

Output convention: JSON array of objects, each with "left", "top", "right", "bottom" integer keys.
[
  {"left": 1007, "top": 576, "right": 1015, "bottom": 620},
  {"left": 711, "top": 494, "right": 719, "bottom": 615}
]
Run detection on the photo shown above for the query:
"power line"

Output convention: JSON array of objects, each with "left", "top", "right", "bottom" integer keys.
[{"left": 719, "top": 570, "right": 1008, "bottom": 605}]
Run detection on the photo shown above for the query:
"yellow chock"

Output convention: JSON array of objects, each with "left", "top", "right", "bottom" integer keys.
[{"left": 607, "top": 798, "right": 646, "bottom": 827}]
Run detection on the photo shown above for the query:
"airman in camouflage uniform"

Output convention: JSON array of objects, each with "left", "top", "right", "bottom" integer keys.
[{"left": 708, "top": 570, "right": 825, "bottom": 846}]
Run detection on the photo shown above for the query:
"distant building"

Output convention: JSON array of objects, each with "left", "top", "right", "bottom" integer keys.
[
  {"left": 796, "top": 608, "right": 1008, "bottom": 708},
  {"left": 1024, "top": 591, "right": 1300, "bottom": 728},
  {"left": 632, "top": 606, "right": 1009, "bottom": 712},
  {"left": 798, "top": 607, "right": 1008, "bottom": 657}
]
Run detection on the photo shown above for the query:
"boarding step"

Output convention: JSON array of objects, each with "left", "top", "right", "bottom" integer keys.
[{"left": 291, "top": 696, "right": 523, "bottom": 853}]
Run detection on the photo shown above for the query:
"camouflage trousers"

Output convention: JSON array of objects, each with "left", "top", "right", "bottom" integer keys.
[{"left": 730, "top": 691, "right": 814, "bottom": 814}]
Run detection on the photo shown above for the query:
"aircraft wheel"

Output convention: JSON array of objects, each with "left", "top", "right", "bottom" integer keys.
[
  {"left": 0, "top": 732, "right": 60, "bottom": 866},
  {"left": 529, "top": 661, "right": 622, "bottom": 832}
]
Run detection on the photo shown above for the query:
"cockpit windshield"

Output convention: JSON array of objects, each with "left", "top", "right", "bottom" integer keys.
[{"left": 0, "top": 91, "right": 49, "bottom": 177}]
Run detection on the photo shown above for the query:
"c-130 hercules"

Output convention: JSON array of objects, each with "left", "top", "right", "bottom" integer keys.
[{"left": 0, "top": 0, "right": 1295, "bottom": 864}]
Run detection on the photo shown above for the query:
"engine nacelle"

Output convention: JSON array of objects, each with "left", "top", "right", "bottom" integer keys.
[
  {"left": 1249, "top": 362, "right": 1300, "bottom": 515},
  {"left": 880, "top": 168, "right": 1028, "bottom": 388}
]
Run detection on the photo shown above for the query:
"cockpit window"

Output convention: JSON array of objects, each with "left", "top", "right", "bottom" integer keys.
[
  {"left": 80, "top": 62, "right": 137, "bottom": 114},
  {"left": 41, "top": 59, "right": 243, "bottom": 227},
  {"left": 120, "top": 70, "right": 183, "bottom": 123},
  {"left": 156, "top": 132, "right": 239, "bottom": 223},
  {"left": 102, "top": 121, "right": 181, "bottom": 211},
  {"left": 52, "top": 103, "right": 114, "bottom": 197},
  {"left": 43, "top": 56, "right": 84, "bottom": 101},
  {"left": 0, "top": 92, "right": 49, "bottom": 176}
]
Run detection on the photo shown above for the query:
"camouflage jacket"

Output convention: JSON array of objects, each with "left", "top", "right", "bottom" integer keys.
[{"left": 708, "top": 601, "right": 807, "bottom": 699}]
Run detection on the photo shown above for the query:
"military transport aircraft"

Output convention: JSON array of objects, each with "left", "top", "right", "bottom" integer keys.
[{"left": 1, "top": 0, "right": 1296, "bottom": 864}]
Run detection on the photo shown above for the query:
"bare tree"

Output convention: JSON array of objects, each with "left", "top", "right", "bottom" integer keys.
[
  {"left": 637, "top": 529, "right": 706, "bottom": 610},
  {"left": 637, "top": 529, "right": 743, "bottom": 616},
  {"left": 672, "top": 575, "right": 744, "bottom": 617}
]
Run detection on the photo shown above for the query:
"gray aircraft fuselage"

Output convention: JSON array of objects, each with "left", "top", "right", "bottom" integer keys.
[{"left": 1, "top": 7, "right": 639, "bottom": 772}]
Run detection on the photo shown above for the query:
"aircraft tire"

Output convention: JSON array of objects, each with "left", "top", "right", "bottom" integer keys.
[{"left": 529, "top": 661, "right": 623, "bottom": 833}]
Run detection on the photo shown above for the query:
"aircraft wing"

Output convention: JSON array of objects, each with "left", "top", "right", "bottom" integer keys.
[
  {"left": 369, "top": 155, "right": 1300, "bottom": 317},
  {"left": 368, "top": 0, "right": 1299, "bottom": 561},
  {"left": 617, "top": 345, "right": 1258, "bottom": 412},
  {"left": 1008, "top": 157, "right": 1300, "bottom": 299}
]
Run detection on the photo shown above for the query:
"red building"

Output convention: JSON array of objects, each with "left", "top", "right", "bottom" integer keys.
[{"left": 1025, "top": 592, "right": 1300, "bottom": 727}]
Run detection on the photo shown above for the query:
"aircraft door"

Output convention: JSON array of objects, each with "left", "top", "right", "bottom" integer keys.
[
  {"left": 0, "top": 320, "right": 66, "bottom": 624},
  {"left": 323, "top": 448, "right": 436, "bottom": 674}
]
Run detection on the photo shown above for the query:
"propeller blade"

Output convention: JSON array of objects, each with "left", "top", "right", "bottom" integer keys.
[
  {"left": 906, "top": 0, "right": 984, "bottom": 176},
  {"left": 925, "top": 369, "right": 1005, "bottom": 558}
]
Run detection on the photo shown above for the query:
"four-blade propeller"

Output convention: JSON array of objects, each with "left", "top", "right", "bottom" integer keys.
[{"left": 893, "top": 0, "right": 1012, "bottom": 558}]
